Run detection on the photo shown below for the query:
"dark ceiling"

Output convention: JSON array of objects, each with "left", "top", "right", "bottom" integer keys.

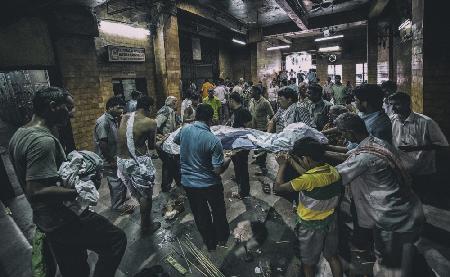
[
  {"left": 194, "top": 0, "right": 292, "bottom": 27},
  {"left": 191, "top": 0, "right": 370, "bottom": 29}
]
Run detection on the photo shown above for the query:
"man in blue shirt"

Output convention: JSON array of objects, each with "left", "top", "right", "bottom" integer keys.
[
  {"left": 174, "top": 104, "right": 232, "bottom": 251},
  {"left": 354, "top": 84, "right": 392, "bottom": 143}
]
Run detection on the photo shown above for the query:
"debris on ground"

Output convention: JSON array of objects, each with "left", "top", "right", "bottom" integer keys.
[
  {"left": 162, "top": 197, "right": 185, "bottom": 220},
  {"left": 165, "top": 255, "right": 187, "bottom": 275}
]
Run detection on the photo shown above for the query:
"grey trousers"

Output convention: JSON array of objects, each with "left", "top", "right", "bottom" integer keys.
[{"left": 104, "top": 166, "right": 128, "bottom": 210}]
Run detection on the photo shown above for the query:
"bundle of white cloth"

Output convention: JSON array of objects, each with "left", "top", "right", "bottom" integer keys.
[
  {"left": 58, "top": 150, "right": 103, "bottom": 215},
  {"left": 162, "top": 122, "right": 328, "bottom": 155}
]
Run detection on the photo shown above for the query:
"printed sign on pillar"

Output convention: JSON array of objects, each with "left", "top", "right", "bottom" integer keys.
[{"left": 192, "top": 37, "right": 201, "bottom": 61}]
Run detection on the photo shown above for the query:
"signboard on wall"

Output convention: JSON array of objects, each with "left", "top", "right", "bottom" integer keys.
[
  {"left": 192, "top": 37, "right": 202, "bottom": 61},
  {"left": 107, "top": 45, "right": 145, "bottom": 62}
]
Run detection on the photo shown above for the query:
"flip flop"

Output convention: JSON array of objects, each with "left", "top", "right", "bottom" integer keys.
[{"left": 262, "top": 183, "right": 271, "bottom": 194}]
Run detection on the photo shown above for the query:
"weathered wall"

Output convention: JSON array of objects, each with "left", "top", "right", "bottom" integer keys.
[
  {"left": 95, "top": 32, "right": 156, "bottom": 110},
  {"left": 256, "top": 41, "right": 282, "bottom": 87},
  {"left": 393, "top": 37, "right": 412, "bottom": 93},
  {"left": 219, "top": 45, "right": 232, "bottom": 80},
  {"left": 231, "top": 47, "right": 252, "bottom": 81},
  {"left": 0, "top": 17, "right": 55, "bottom": 68}
]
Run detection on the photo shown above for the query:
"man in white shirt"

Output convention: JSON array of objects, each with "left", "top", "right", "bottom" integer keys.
[
  {"left": 214, "top": 78, "right": 229, "bottom": 124},
  {"left": 389, "top": 92, "right": 449, "bottom": 199}
]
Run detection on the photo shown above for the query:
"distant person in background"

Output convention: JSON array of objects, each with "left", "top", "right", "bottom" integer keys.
[
  {"left": 381, "top": 80, "right": 397, "bottom": 116},
  {"left": 288, "top": 78, "right": 299, "bottom": 94},
  {"left": 323, "top": 77, "right": 334, "bottom": 101},
  {"left": 309, "top": 84, "right": 332, "bottom": 131},
  {"left": 183, "top": 94, "right": 199, "bottom": 124},
  {"left": 232, "top": 78, "right": 244, "bottom": 94},
  {"left": 203, "top": 89, "right": 222, "bottom": 125},
  {"left": 201, "top": 79, "right": 215, "bottom": 99},
  {"left": 249, "top": 85, "right": 274, "bottom": 176},
  {"left": 344, "top": 81, "right": 353, "bottom": 97},
  {"left": 125, "top": 90, "right": 141, "bottom": 113},
  {"left": 298, "top": 76, "right": 307, "bottom": 92},
  {"left": 214, "top": 78, "right": 229, "bottom": 124},
  {"left": 332, "top": 75, "right": 346, "bottom": 105},
  {"left": 306, "top": 68, "right": 317, "bottom": 84},
  {"left": 268, "top": 79, "right": 279, "bottom": 112}
]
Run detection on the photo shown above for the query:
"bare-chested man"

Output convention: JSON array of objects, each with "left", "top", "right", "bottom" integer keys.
[{"left": 117, "top": 96, "right": 161, "bottom": 234}]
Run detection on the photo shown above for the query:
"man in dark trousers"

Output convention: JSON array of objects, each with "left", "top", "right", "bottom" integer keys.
[
  {"left": 9, "top": 87, "right": 126, "bottom": 277},
  {"left": 228, "top": 91, "right": 253, "bottom": 199},
  {"left": 174, "top": 104, "right": 232, "bottom": 251}
]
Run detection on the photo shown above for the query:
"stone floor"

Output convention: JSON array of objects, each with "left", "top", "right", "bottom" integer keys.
[{"left": 89, "top": 151, "right": 450, "bottom": 277}]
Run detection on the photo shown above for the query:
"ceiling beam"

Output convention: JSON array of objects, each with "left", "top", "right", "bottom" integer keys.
[
  {"left": 264, "top": 20, "right": 367, "bottom": 40},
  {"left": 368, "top": 0, "right": 390, "bottom": 18},
  {"left": 176, "top": 1, "right": 247, "bottom": 34},
  {"left": 274, "top": 0, "right": 308, "bottom": 30},
  {"left": 278, "top": 37, "right": 292, "bottom": 44},
  {"left": 308, "top": 0, "right": 370, "bottom": 17}
]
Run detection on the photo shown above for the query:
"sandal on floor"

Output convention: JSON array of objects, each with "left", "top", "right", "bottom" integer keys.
[
  {"left": 262, "top": 183, "right": 271, "bottom": 194},
  {"left": 115, "top": 203, "right": 136, "bottom": 215}
]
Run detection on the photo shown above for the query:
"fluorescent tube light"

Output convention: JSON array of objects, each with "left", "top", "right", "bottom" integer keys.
[
  {"left": 318, "top": 46, "right": 341, "bottom": 52},
  {"left": 99, "top": 20, "right": 150, "bottom": 39},
  {"left": 267, "top": 45, "right": 290, "bottom": 51},
  {"left": 315, "top": 34, "right": 344, "bottom": 42},
  {"left": 232, "top": 38, "right": 246, "bottom": 45},
  {"left": 398, "top": 19, "right": 412, "bottom": 31}
]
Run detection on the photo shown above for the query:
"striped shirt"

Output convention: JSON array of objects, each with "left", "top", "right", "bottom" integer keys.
[{"left": 291, "top": 164, "right": 342, "bottom": 229}]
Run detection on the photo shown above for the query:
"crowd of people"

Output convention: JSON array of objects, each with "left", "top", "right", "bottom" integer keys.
[{"left": 1, "top": 70, "right": 449, "bottom": 277}]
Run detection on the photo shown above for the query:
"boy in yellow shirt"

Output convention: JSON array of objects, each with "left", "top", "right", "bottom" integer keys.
[{"left": 274, "top": 137, "right": 343, "bottom": 277}]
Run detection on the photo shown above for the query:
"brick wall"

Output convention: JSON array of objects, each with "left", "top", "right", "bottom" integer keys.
[
  {"left": 53, "top": 36, "right": 102, "bottom": 150},
  {"left": 153, "top": 15, "right": 182, "bottom": 108}
]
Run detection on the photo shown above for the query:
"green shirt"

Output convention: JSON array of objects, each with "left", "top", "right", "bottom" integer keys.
[
  {"left": 332, "top": 84, "right": 346, "bottom": 105},
  {"left": 203, "top": 96, "right": 222, "bottom": 121}
]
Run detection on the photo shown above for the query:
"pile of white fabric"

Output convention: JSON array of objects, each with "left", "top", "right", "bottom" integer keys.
[
  {"left": 58, "top": 150, "right": 103, "bottom": 215},
  {"left": 162, "top": 122, "right": 328, "bottom": 155}
]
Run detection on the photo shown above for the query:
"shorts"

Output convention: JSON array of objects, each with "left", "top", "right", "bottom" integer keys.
[
  {"left": 117, "top": 155, "right": 155, "bottom": 200},
  {"left": 296, "top": 214, "right": 339, "bottom": 265}
]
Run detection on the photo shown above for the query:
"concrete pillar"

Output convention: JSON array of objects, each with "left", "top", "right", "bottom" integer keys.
[
  {"left": 219, "top": 46, "right": 232, "bottom": 80},
  {"left": 153, "top": 12, "right": 181, "bottom": 108},
  {"left": 367, "top": 19, "right": 378, "bottom": 84},
  {"left": 412, "top": 0, "right": 450, "bottom": 137},
  {"left": 316, "top": 57, "right": 328, "bottom": 85},
  {"left": 250, "top": 44, "right": 258, "bottom": 83},
  {"left": 342, "top": 62, "right": 355, "bottom": 85}
]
